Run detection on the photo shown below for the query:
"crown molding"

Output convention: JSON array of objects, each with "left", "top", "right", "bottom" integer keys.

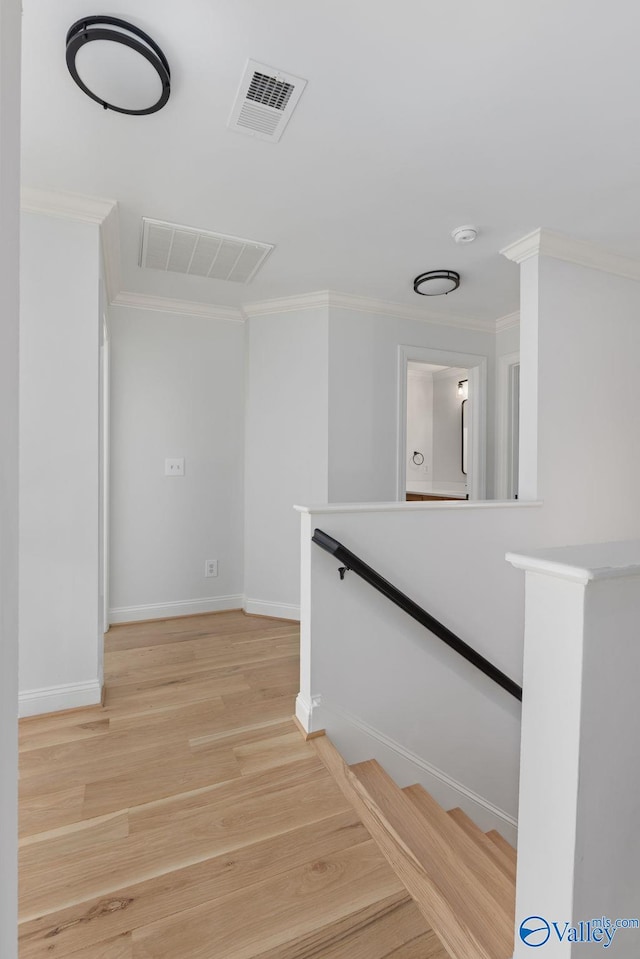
[
  {"left": 326, "top": 290, "right": 494, "bottom": 331},
  {"left": 111, "top": 291, "right": 245, "bottom": 323},
  {"left": 500, "top": 228, "right": 640, "bottom": 283},
  {"left": 21, "top": 187, "right": 117, "bottom": 224},
  {"left": 242, "top": 291, "right": 330, "bottom": 317},
  {"left": 244, "top": 289, "right": 494, "bottom": 331},
  {"left": 495, "top": 311, "right": 520, "bottom": 332}
]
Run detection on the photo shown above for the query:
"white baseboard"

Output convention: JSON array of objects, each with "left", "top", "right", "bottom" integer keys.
[
  {"left": 295, "top": 693, "right": 323, "bottom": 732},
  {"left": 19, "top": 680, "right": 102, "bottom": 718},
  {"left": 244, "top": 598, "right": 300, "bottom": 621},
  {"left": 109, "top": 594, "right": 244, "bottom": 624},
  {"left": 319, "top": 699, "right": 518, "bottom": 844}
]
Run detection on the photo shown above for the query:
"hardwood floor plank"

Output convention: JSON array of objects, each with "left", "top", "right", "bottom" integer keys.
[
  {"left": 19, "top": 716, "right": 110, "bottom": 754},
  {"left": 19, "top": 812, "right": 366, "bottom": 959},
  {"left": 232, "top": 729, "right": 312, "bottom": 775},
  {"left": 20, "top": 763, "right": 351, "bottom": 918},
  {"left": 19, "top": 611, "right": 441, "bottom": 959},
  {"left": 50, "top": 932, "right": 133, "bottom": 959},
  {"left": 248, "top": 894, "right": 444, "bottom": 959},
  {"left": 19, "top": 784, "right": 85, "bottom": 838},
  {"left": 131, "top": 842, "right": 404, "bottom": 959}
]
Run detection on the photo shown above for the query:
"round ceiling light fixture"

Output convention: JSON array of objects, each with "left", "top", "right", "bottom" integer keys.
[
  {"left": 66, "top": 17, "right": 171, "bottom": 115},
  {"left": 413, "top": 270, "right": 460, "bottom": 296}
]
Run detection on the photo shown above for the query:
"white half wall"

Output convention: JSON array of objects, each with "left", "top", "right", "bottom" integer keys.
[
  {"left": 244, "top": 308, "right": 329, "bottom": 617},
  {"left": 298, "top": 501, "right": 546, "bottom": 840},
  {"left": 109, "top": 307, "right": 245, "bottom": 620},
  {"left": 0, "top": 1, "right": 21, "bottom": 952},
  {"left": 19, "top": 212, "right": 102, "bottom": 715}
]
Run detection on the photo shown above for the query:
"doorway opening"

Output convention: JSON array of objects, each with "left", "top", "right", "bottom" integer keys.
[{"left": 397, "top": 346, "right": 488, "bottom": 501}]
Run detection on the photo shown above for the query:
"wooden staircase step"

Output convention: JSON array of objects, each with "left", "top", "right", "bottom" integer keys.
[
  {"left": 400, "top": 785, "right": 515, "bottom": 911},
  {"left": 486, "top": 829, "right": 517, "bottom": 869},
  {"left": 445, "top": 806, "right": 516, "bottom": 882},
  {"left": 315, "top": 736, "right": 514, "bottom": 959}
]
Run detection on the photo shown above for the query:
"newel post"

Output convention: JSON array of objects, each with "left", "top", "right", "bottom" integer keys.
[{"left": 508, "top": 542, "right": 640, "bottom": 958}]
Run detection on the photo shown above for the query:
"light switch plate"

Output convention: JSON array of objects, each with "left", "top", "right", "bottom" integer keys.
[{"left": 165, "top": 458, "right": 185, "bottom": 476}]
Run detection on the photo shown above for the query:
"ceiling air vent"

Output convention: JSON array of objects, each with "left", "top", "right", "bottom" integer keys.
[
  {"left": 139, "top": 218, "right": 274, "bottom": 283},
  {"left": 228, "top": 59, "right": 307, "bottom": 142}
]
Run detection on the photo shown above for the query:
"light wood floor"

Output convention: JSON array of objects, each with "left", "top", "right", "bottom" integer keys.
[{"left": 18, "top": 611, "right": 445, "bottom": 959}]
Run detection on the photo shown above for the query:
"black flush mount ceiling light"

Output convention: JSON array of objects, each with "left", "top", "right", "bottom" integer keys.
[
  {"left": 413, "top": 270, "right": 460, "bottom": 296},
  {"left": 66, "top": 16, "right": 171, "bottom": 115}
]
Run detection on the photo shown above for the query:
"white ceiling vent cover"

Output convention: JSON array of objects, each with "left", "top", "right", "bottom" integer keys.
[
  {"left": 228, "top": 59, "right": 307, "bottom": 142},
  {"left": 140, "top": 218, "right": 274, "bottom": 283}
]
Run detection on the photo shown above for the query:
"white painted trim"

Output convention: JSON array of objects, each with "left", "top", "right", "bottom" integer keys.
[
  {"left": 19, "top": 680, "right": 102, "bottom": 718},
  {"left": 321, "top": 700, "right": 518, "bottom": 841},
  {"left": 101, "top": 203, "right": 122, "bottom": 305},
  {"left": 111, "top": 291, "right": 245, "bottom": 323},
  {"left": 244, "top": 598, "right": 301, "bottom": 621},
  {"left": 501, "top": 228, "right": 640, "bottom": 283},
  {"left": 109, "top": 594, "right": 244, "bottom": 624},
  {"left": 495, "top": 351, "right": 520, "bottom": 500},
  {"left": 294, "top": 499, "right": 542, "bottom": 515},
  {"left": 396, "top": 345, "right": 488, "bottom": 502},
  {"left": 507, "top": 541, "right": 640, "bottom": 583},
  {"left": 245, "top": 289, "right": 495, "bottom": 332},
  {"left": 243, "top": 291, "right": 330, "bottom": 317},
  {"left": 21, "top": 187, "right": 117, "bottom": 224},
  {"left": 328, "top": 291, "right": 494, "bottom": 331},
  {"left": 495, "top": 311, "right": 520, "bottom": 332},
  {"left": 295, "top": 693, "right": 323, "bottom": 732}
]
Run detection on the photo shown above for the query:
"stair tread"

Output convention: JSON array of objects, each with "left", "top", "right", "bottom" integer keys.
[
  {"left": 444, "top": 805, "right": 516, "bottom": 882},
  {"left": 316, "top": 738, "right": 514, "bottom": 959},
  {"left": 398, "top": 783, "right": 515, "bottom": 914},
  {"left": 486, "top": 829, "right": 517, "bottom": 867}
]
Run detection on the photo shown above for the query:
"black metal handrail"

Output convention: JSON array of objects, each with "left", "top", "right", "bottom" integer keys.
[{"left": 312, "top": 528, "right": 522, "bottom": 701}]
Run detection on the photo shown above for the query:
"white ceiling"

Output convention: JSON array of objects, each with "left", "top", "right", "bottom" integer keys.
[{"left": 20, "top": 0, "right": 640, "bottom": 322}]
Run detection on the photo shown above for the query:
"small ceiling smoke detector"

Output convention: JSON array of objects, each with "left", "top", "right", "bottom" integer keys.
[
  {"left": 66, "top": 16, "right": 170, "bottom": 115},
  {"left": 413, "top": 270, "right": 460, "bottom": 297},
  {"left": 451, "top": 225, "right": 478, "bottom": 244}
]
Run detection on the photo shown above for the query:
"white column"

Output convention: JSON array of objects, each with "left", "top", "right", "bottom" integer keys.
[
  {"left": 508, "top": 541, "right": 640, "bottom": 958},
  {"left": 0, "top": 0, "right": 21, "bottom": 955}
]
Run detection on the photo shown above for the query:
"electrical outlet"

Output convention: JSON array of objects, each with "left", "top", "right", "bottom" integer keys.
[
  {"left": 205, "top": 559, "right": 218, "bottom": 578},
  {"left": 165, "top": 458, "right": 185, "bottom": 476}
]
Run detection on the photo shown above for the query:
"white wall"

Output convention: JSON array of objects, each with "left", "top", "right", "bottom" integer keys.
[
  {"left": 432, "top": 368, "right": 468, "bottom": 485},
  {"left": 109, "top": 307, "right": 245, "bottom": 622},
  {"left": 495, "top": 323, "right": 520, "bottom": 359},
  {"left": 299, "top": 242, "right": 640, "bottom": 843},
  {"left": 298, "top": 501, "right": 546, "bottom": 841},
  {"left": 531, "top": 256, "right": 640, "bottom": 538},
  {"left": 19, "top": 212, "right": 102, "bottom": 716},
  {"left": 244, "top": 308, "right": 329, "bottom": 619},
  {"left": 328, "top": 308, "right": 496, "bottom": 502},
  {"left": 406, "top": 369, "right": 433, "bottom": 487},
  {"left": 0, "top": 1, "right": 21, "bottom": 952}
]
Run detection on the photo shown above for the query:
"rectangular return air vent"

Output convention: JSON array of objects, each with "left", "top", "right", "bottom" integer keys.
[
  {"left": 139, "top": 218, "right": 274, "bottom": 283},
  {"left": 228, "top": 59, "right": 307, "bottom": 142}
]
